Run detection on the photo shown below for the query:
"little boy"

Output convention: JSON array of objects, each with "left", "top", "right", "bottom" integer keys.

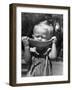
[{"left": 22, "top": 20, "right": 57, "bottom": 76}]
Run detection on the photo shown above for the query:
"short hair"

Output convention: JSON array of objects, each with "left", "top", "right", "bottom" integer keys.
[{"left": 33, "top": 20, "right": 54, "bottom": 36}]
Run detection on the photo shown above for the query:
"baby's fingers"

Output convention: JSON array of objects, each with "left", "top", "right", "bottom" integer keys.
[
  {"left": 22, "top": 36, "right": 29, "bottom": 41},
  {"left": 51, "top": 36, "right": 57, "bottom": 43}
]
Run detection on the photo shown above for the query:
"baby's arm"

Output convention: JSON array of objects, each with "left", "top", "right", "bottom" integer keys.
[
  {"left": 48, "top": 36, "right": 57, "bottom": 59},
  {"left": 22, "top": 36, "right": 31, "bottom": 63}
]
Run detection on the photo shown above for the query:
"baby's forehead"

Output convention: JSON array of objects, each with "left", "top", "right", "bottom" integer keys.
[
  {"left": 33, "top": 22, "right": 53, "bottom": 34},
  {"left": 33, "top": 27, "right": 48, "bottom": 34}
]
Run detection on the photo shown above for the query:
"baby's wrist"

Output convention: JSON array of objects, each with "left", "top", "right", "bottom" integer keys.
[{"left": 52, "top": 40, "right": 56, "bottom": 44}]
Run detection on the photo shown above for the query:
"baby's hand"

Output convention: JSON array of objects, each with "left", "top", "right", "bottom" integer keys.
[
  {"left": 22, "top": 36, "right": 29, "bottom": 47},
  {"left": 30, "top": 47, "right": 39, "bottom": 55},
  {"left": 51, "top": 36, "right": 57, "bottom": 43}
]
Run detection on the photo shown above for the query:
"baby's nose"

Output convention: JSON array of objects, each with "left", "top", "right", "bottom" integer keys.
[{"left": 38, "top": 37, "right": 42, "bottom": 41}]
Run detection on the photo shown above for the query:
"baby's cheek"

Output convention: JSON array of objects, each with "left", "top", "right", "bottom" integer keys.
[
  {"left": 33, "top": 37, "right": 38, "bottom": 40},
  {"left": 33, "top": 37, "right": 47, "bottom": 41},
  {"left": 41, "top": 39, "right": 47, "bottom": 41}
]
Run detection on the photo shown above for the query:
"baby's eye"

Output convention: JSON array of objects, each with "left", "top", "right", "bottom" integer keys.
[
  {"left": 33, "top": 35, "right": 41, "bottom": 38},
  {"left": 41, "top": 35, "right": 46, "bottom": 39},
  {"left": 36, "top": 36, "right": 41, "bottom": 38}
]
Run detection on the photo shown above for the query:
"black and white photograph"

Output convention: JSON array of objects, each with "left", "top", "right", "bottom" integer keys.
[
  {"left": 21, "top": 13, "right": 63, "bottom": 77},
  {"left": 9, "top": 3, "right": 70, "bottom": 86}
]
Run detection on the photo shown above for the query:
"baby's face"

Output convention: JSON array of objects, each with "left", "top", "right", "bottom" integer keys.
[{"left": 33, "top": 28, "right": 50, "bottom": 41}]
